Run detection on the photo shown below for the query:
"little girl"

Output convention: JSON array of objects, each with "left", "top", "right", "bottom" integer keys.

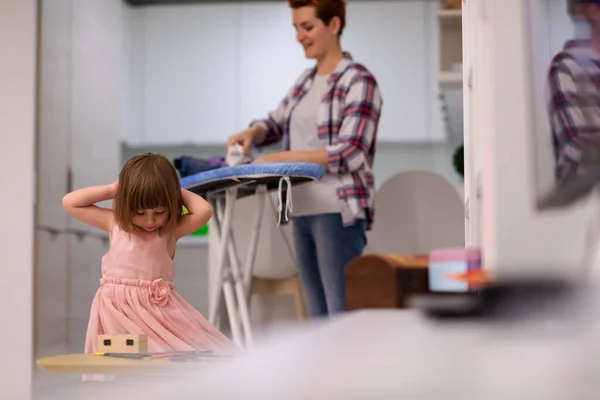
[{"left": 62, "top": 153, "right": 235, "bottom": 363}]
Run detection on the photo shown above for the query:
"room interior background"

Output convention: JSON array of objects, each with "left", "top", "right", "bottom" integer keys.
[
  {"left": 37, "top": 0, "right": 585, "bottom": 360},
  {"left": 2, "top": 1, "right": 595, "bottom": 398}
]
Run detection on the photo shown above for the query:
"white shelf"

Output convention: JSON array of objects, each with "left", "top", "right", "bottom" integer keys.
[
  {"left": 438, "top": 9, "right": 462, "bottom": 17},
  {"left": 177, "top": 235, "right": 209, "bottom": 246},
  {"left": 439, "top": 71, "right": 463, "bottom": 86},
  {"left": 438, "top": 9, "right": 462, "bottom": 29}
]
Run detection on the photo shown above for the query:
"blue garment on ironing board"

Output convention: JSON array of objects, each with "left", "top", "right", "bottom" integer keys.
[
  {"left": 174, "top": 156, "right": 221, "bottom": 177},
  {"left": 174, "top": 155, "right": 253, "bottom": 178}
]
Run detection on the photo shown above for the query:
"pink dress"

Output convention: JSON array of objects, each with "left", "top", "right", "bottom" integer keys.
[{"left": 84, "top": 223, "right": 235, "bottom": 356}]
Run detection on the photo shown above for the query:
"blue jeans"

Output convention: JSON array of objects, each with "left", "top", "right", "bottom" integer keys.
[{"left": 292, "top": 213, "right": 367, "bottom": 317}]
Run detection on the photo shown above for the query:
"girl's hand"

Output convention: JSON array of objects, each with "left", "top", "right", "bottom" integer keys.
[{"left": 175, "top": 189, "right": 213, "bottom": 239}]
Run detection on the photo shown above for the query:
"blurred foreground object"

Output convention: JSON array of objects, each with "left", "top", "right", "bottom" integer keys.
[{"left": 44, "top": 278, "right": 600, "bottom": 400}]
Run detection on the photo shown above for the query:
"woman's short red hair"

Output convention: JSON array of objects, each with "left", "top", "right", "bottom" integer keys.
[{"left": 288, "top": 0, "right": 346, "bottom": 36}]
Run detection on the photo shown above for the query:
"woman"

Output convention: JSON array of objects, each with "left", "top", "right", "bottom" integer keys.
[
  {"left": 546, "top": 0, "right": 600, "bottom": 279},
  {"left": 227, "top": 0, "right": 383, "bottom": 317}
]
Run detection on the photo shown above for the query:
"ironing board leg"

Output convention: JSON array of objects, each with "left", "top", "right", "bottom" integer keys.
[
  {"left": 229, "top": 256, "right": 255, "bottom": 349},
  {"left": 222, "top": 275, "right": 243, "bottom": 347},
  {"left": 208, "top": 193, "right": 243, "bottom": 347},
  {"left": 207, "top": 198, "right": 223, "bottom": 327},
  {"left": 243, "top": 185, "right": 266, "bottom": 296},
  {"left": 210, "top": 198, "right": 237, "bottom": 329},
  {"left": 214, "top": 193, "right": 255, "bottom": 349}
]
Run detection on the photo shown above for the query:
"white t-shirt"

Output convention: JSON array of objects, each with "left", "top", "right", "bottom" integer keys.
[{"left": 289, "top": 74, "right": 350, "bottom": 218}]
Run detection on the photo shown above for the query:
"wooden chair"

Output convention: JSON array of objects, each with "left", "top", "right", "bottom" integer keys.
[{"left": 366, "top": 170, "right": 465, "bottom": 255}]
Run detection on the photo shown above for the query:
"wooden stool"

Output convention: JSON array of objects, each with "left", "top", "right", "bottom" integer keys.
[
  {"left": 345, "top": 254, "right": 430, "bottom": 309},
  {"left": 250, "top": 274, "right": 307, "bottom": 321}
]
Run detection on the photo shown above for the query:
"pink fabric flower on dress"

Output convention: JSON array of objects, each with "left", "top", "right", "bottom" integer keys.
[{"left": 148, "top": 278, "right": 170, "bottom": 306}]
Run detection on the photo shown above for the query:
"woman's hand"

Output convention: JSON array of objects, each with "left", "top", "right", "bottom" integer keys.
[
  {"left": 226, "top": 124, "right": 266, "bottom": 154},
  {"left": 226, "top": 130, "right": 254, "bottom": 154}
]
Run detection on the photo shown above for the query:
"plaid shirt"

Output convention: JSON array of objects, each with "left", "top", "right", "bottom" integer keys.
[
  {"left": 251, "top": 52, "right": 383, "bottom": 228},
  {"left": 548, "top": 40, "right": 600, "bottom": 181}
]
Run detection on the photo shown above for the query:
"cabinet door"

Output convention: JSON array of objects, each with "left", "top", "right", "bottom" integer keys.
[
  {"left": 143, "top": 4, "right": 238, "bottom": 145},
  {"left": 239, "top": 2, "right": 313, "bottom": 130},
  {"left": 344, "top": 1, "right": 432, "bottom": 142},
  {"left": 36, "top": 0, "right": 72, "bottom": 358},
  {"left": 122, "top": 5, "right": 145, "bottom": 146},
  {"left": 67, "top": 0, "right": 124, "bottom": 351}
]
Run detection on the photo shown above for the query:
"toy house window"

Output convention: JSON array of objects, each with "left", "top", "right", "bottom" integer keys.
[
  {"left": 103, "top": 339, "right": 111, "bottom": 346},
  {"left": 126, "top": 339, "right": 134, "bottom": 346}
]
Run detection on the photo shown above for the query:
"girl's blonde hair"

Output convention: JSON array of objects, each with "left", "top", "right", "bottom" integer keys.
[{"left": 113, "top": 153, "right": 183, "bottom": 233}]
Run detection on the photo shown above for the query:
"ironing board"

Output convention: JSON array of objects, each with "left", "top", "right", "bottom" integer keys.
[{"left": 180, "top": 162, "right": 325, "bottom": 349}]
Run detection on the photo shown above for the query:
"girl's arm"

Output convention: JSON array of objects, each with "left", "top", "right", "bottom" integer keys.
[
  {"left": 62, "top": 182, "right": 117, "bottom": 232},
  {"left": 175, "top": 189, "right": 213, "bottom": 240}
]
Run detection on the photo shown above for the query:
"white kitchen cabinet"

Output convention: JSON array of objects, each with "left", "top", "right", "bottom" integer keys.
[
  {"left": 35, "top": 0, "right": 126, "bottom": 356},
  {"left": 67, "top": 0, "right": 124, "bottom": 351},
  {"left": 142, "top": 4, "right": 238, "bottom": 145},
  {"left": 126, "top": 1, "right": 445, "bottom": 146},
  {"left": 344, "top": 1, "right": 437, "bottom": 141},
  {"left": 36, "top": 0, "right": 72, "bottom": 358}
]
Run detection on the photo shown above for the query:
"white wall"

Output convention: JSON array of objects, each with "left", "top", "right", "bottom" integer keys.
[
  {"left": 470, "top": 0, "right": 593, "bottom": 278},
  {"left": 462, "top": 0, "right": 476, "bottom": 244},
  {"left": 124, "top": 1, "right": 462, "bottom": 146},
  {"left": 0, "top": 0, "right": 36, "bottom": 398}
]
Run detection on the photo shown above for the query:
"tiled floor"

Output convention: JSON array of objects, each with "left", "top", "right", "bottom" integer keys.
[{"left": 34, "top": 370, "right": 85, "bottom": 399}]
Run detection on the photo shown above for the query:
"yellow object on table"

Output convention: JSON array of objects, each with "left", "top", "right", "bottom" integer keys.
[{"left": 36, "top": 353, "right": 187, "bottom": 374}]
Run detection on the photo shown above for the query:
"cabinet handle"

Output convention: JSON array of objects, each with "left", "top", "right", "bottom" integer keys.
[
  {"left": 66, "top": 167, "right": 72, "bottom": 193},
  {"left": 468, "top": 65, "right": 473, "bottom": 88}
]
